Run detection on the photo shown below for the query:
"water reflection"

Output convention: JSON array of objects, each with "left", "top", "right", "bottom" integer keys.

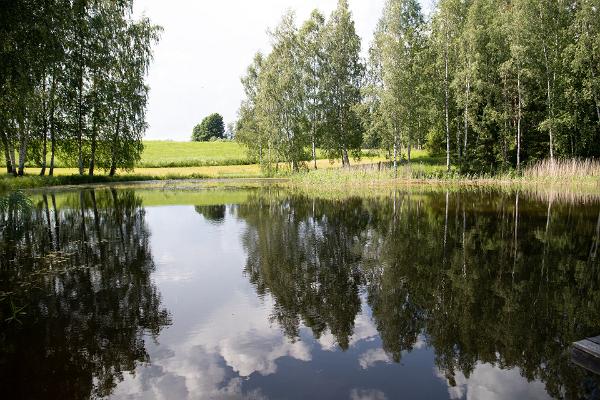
[
  {"left": 0, "top": 189, "right": 171, "bottom": 399},
  {"left": 0, "top": 187, "right": 599, "bottom": 399},
  {"left": 239, "top": 190, "right": 600, "bottom": 399}
]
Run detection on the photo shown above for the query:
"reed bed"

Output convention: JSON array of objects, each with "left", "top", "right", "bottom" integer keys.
[{"left": 523, "top": 158, "right": 600, "bottom": 180}]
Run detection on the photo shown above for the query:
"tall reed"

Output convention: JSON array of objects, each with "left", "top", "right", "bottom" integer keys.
[{"left": 523, "top": 158, "right": 600, "bottom": 180}]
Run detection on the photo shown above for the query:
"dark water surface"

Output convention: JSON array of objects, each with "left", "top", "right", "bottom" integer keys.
[{"left": 1, "top": 187, "right": 600, "bottom": 399}]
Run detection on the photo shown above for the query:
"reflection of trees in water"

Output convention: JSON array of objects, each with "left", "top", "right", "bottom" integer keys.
[
  {"left": 239, "top": 196, "right": 367, "bottom": 349},
  {"left": 239, "top": 191, "right": 600, "bottom": 399},
  {"left": 0, "top": 189, "right": 171, "bottom": 399},
  {"left": 195, "top": 204, "right": 227, "bottom": 223}
]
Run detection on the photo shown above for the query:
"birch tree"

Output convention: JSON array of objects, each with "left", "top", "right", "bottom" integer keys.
[{"left": 321, "top": 0, "right": 364, "bottom": 166}]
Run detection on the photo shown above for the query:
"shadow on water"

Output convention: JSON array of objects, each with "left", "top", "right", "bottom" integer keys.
[
  {"left": 0, "top": 189, "right": 171, "bottom": 399},
  {"left": 238, "top": 189, "right": 600, "bottom": 399}
]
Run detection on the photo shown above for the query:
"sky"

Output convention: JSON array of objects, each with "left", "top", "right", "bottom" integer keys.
[{"left": 133, "top": 0, "right": 434, "bottom": 141}]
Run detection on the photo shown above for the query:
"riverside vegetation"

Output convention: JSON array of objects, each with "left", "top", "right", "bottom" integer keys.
[
  {"left": 236, "top": 0, "right": 600, "bottom": 179},
  {"left": 1, "top": 0, "right": 599, "bottom": 191}
]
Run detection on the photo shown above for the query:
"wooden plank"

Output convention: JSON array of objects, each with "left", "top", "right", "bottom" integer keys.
[
  {"left": 573, "top": 339, "right": 600, "bottom": 358},
  {"left": 572, "top": 347, "right": 600, "bottom": 375},
  {"left": 587, "top": 336, "right": 600, "bottom": 345}
]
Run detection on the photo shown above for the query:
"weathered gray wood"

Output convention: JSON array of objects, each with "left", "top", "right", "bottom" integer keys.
[
  {"left": 571, "top": 347, "right": 600, "bottom": 375},
  {"left": 573, "top": 339, "right": 600, "bottom": 358},
  {"left": 587, "top": 335, "right": 600, "bottom": 345}
]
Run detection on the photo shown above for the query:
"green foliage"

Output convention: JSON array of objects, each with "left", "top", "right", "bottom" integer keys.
[
  {"left": 236, "top": 0, "right": 600, "bottom": 177},
  {"left": 369, "top": 0, "right": 426, "bottom": 167},
  {"left": 192, "top": 113, "right": 225, "bottom": 142},
  {"left": 0, "top": 1, "right": 160, "bottom": 177},
  {"left": 320, "top": 0, "right": 365, "bottom": 165},
  {"left": 237, "top": 1, "right": 364, "bottom": 170}
]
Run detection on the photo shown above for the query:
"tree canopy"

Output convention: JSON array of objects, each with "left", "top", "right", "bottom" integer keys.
[
  {"left": 236, "top": 0, "right": 600, "bottom": 175},
  {"left": 192, "top": 113, "right": 225, "bottom": 142},
  {"left": 0, "top": 0, "right": 160, "bottom": 177}
]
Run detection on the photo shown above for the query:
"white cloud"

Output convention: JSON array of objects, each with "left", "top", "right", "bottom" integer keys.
[{"left": 435, "top": 363, "right": 552, "bottom": 400}]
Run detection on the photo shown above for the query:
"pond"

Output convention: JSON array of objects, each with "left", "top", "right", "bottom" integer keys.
[{"left": 1, "top": 186, "right": 600, "bottom": 399}]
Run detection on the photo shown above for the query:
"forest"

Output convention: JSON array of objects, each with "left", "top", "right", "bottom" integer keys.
[
  {"left": 236, "top": 0, "right": 600, "bottom": 174},
  {"left": 0, "top": 0, "right": 160, "bottom": 176}
]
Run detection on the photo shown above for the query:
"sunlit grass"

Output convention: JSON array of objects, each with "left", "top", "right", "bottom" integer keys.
[{"left": 139, "top": 141, "right": 251, "bottom": 167}]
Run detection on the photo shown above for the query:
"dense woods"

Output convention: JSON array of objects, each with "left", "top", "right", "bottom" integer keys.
[
  {"left": 0, "top": 0, "right": 160, "bottom": 176},
  {"left": 236, "top": 0, "right": 600, "bottom": 174}
]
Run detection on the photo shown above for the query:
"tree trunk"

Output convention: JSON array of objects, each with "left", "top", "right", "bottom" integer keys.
[
  {"left": 516, "top": 71, "right": 522, "bottom": 172},
  {"left": 463, "top": 78, "right": 470, "bottom": 158},
  {"left": 444, "top": 29, "right": 451, "bottom": 172},
  {"left": 8, "top": 140, "right": 17, "bottom": 176},
  {"left": 547, "top": 77, "right": 554, "bottom": 161},
  {"left": 17, "top": 120, "right": 28, "bottom": 176},
  {"left": 1, "top": 132, "right": 13, "bottom": 174},
  {"left": 342, "top": 146, "right": 350, "bottom": 167},
  {"left": 49, "top": 121, "right": 56, "bottom": 176},
  {"left": 49, "top": 72, "right": 57, "bottom": 176},
  {"left": 109, "top": 109, "right": 121, "bottom": 177},
  {"left": 77, "top": 68, "right": 84, "bottom": 176},
  {"left": 312, "top": 125, "right": 317, "bottom": 170},
  {"left": 40, "top": 79, "right": 48, "bottom": 176},
  {"left": 539, "top": 10, "right": 554, "bottom": 162},
  {"left": 40, "top": 130, "right": 47, "bottom": 176},
  {"left": 88, "top": 116, "right": 97, "bottom": 176},
  {"left": 393, "top": 131, "right": 398, "bottom": 178}
]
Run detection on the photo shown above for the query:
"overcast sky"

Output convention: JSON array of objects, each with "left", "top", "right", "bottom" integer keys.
[{"left": 133, "top": 0, "right": 434, "bottom": 141}]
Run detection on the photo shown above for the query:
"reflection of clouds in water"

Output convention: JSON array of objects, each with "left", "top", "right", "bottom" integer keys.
[
  {"left": 319, "top": 311, "right": 379, "bottom": 351},
  {"left": 435, "top": 363, "right": 551, "bottom": 400},
  {"left": 349, "top": 388, "right": 388, "bottom": 400},
  {"left": 413, "top": 334, "right": 426, "bottom": 350},
  {"left": 219, "top": 329, "right": 311, "bottom": 377},
  {"left": 111, "top": 291, "right": 309, "bottom": 399},
  {"left": 357, "top": 334, "right": 426, "bottom": 369},
  {"left": 358, "top": 348, "right": 391, "bottom": 369}
]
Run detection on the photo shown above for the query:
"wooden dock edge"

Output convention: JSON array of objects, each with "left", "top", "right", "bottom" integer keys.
[{"left": 572, "top": 336, "right": 600, "bottom": 375}]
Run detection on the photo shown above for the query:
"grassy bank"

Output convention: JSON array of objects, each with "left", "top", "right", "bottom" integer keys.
[
  {"left": 287, "top": 158, "right": 600, "bottom": 195},
  {"left": 0, "top": 154, "right": 386, "bottom": 190},
  {"left": 3, "top": 149, "right": 598, "bottom": 194}
]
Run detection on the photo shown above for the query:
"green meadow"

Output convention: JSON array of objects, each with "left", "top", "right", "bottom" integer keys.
[{"left": 139, "top": 141, "right": 251, "bottom": 167}]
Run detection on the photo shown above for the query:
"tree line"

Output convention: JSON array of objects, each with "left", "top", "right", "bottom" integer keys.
[
  {"left": 236, "top": 0, "right": 600, "bottom": 174},
  {"left": 0, "top": 0, "right": 160, "bottom": 176}
]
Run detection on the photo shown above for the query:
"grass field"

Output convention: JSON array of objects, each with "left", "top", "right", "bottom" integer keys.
[
  {"left": 14, "top": 140, "right": 384, "bottom": 168},
  {"left": 139, "top": 141, "right": 251, "bottom": 167}
]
